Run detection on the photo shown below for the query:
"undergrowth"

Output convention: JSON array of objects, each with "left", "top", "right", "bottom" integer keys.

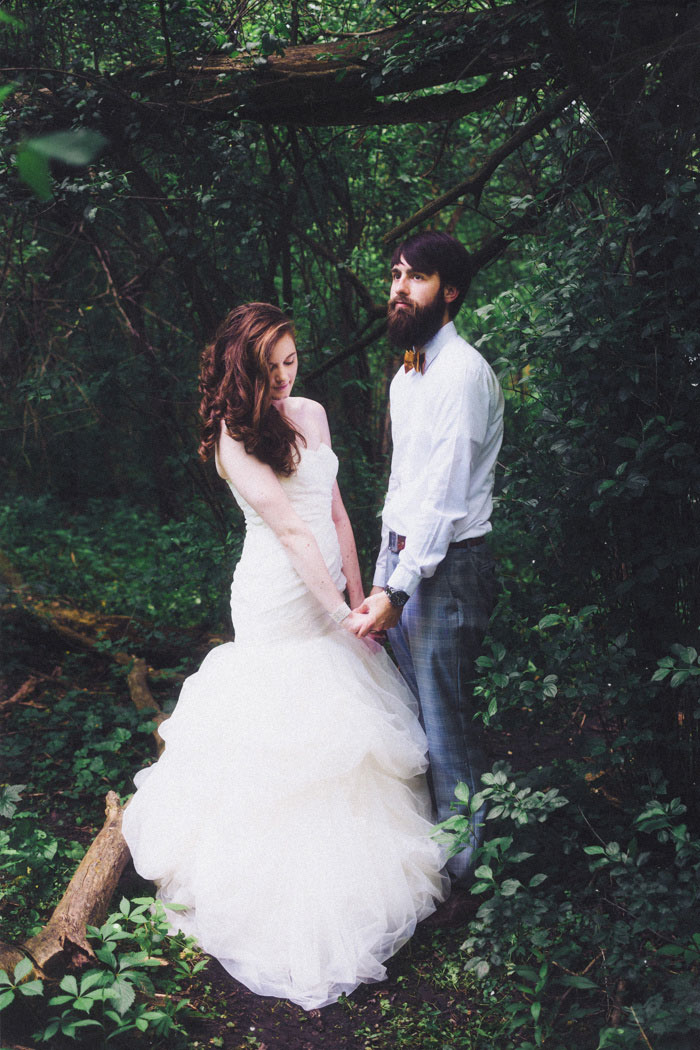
[
  {"left": 2, "top": 502, "right": 699, "bottom": 1048},
  {"left": 0, "top": 494, "right": 242, "bottom": 632}
]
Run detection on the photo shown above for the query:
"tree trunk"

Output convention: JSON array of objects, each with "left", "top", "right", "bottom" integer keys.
[{"left": 0, "top": 792, "right": 130, "bottom": 978}]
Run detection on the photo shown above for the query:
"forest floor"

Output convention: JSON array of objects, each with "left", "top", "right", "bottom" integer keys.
[{"left": 0, "top": 606, "right": 587, "bottom": 1050}]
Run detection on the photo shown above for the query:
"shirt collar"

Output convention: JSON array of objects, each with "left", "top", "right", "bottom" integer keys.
[{"left": 421, "top": 321, "right": 456, "bottom": 371}]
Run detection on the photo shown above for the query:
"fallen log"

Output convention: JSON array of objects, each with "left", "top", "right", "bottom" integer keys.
[
  {"left": 127, "top": 657, "right": 168, "bottom": 756},
  {"left": 0, "top": 550, "right": 176, "bottom": 748},
  {"left": 0, "top": 557, "right": 207, "bottom": 984},
  {"left": 0, "top": 792, "right": 130, "bottom": 979},
  {"left": 0, "top": 548, "right": 225, "bottom": 662},
  {"left": 0, "top": 675, "right": 39, "bottom": 712}
]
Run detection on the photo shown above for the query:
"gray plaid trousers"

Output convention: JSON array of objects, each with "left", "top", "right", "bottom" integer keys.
[{"left": 385, "top": 543, "right": 498, "bottom": 885}]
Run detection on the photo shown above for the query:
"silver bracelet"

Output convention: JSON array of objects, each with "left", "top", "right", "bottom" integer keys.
[{"left": 330, "top": 602, "right": 352, "bottom": 624}]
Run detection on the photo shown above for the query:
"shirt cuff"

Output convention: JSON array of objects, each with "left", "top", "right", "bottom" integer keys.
[
  {"left": 386, "top": 563, "right": 421, "bottom": 596},
  {"left": 372, "top": 567, "right": 386, "bottom": 589},
  {"left": 373, "top": 521, "right": 390, "bottom": 588}
]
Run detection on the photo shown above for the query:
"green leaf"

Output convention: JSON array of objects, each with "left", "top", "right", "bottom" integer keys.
[
  {"left": 80, "top": 971, "right": 106, "bottom": 994},
  {"left": 26, "top": 129, "right": 107, "bottom": 166},
  {"left": 18, "top": 979, "right": 44, "bottom": 997},
  {"left": 559, "top": 974, "right": 598, "bottom": 989},
  {"left": 615, "top": 436, "right": 639, "bottom": 449},
  {"left": 74, "top": 995, "right": 97, "bottom": 1012},
  {"left": 471, "top": 881, "right": 492, "bottom": 894},
  {"left": 465, "top": 957, "right": 490, "bottom": 979},
  {"left": 108, "top": 977, "right": 136, "bottom": 1016},
  {"left": 41, "top": 1018, "right": 61, "bottom": 1039},
  {"left": 0, "top": 783, "right": 26, "bottom": 817},
  {"left": 14, "top": 956, "right": 34, "bottom": 982},
  {"left": 0, "top": 10, "right": 24, "bottom": 26},
  {"left": 500, "top": 878, "right": 522, "bottom": 897},
  {"left": 0, "top": 988, "right": 15, "bottom": 1010},
  {"left": 16, "top": 147, "right": 53, "bottom": 200},
  {"left": 16, "top": 130, "right": 108, "bottom": 200},
  {"left": 59, "top": 974, "right": 79, "bottom": 997},
  {"left": 95, "top": 946, "right": 117, "bottom": 968}
]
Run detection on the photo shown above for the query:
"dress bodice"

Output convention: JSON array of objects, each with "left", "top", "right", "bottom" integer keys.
[
  {"left": 226, "top": 442, "right": 337, "bottom": 531},
  {"left": 226, "top": 443, "right": 345, "bottom": 637}
]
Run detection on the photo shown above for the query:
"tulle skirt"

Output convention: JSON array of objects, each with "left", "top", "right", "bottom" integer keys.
[{"left": 122, "top": 620, "right": 448, "bottom": 1009}]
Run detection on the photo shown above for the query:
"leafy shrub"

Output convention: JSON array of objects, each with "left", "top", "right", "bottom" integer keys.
[
  {"left": 0, "top": 494, "right": 242, "bottom": 632},
  {"left": 0, "top": 896, "right": 209, "bottom": 1047},
  {"left": 437, "top": 767, "right": 700, "bottom": 1049},
  {"left": 1, "top": 680, "right": 163, "bottom": 818},
  {"left": 0, "top": 789, "right": 85, "bottom": 941}
]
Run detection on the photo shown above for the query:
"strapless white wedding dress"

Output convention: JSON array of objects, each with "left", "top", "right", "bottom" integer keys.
[{"left": 122, "top": 443, "right": 447, "bottom": 1009}]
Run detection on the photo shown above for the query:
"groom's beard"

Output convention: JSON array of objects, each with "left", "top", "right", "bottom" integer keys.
[{"left": 386, "top": 287, "right": 446, "bottom": 350}]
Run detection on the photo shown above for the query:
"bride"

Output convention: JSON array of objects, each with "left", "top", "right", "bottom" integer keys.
[{"left": 122, "top": 302, "right": 448, "bottom": 1010}]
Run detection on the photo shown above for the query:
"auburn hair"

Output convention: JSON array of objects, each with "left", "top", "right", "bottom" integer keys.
[{"left": 198, "top": 302, "right": 304, "bottom": 476}]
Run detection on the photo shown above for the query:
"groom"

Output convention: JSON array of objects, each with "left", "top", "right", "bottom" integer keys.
[{"left": 356, "top": 230, "right": 504, "bottom": 890}]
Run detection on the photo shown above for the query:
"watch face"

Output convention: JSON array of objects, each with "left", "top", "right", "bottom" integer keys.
[{"left": 386, "top": 587, "right": 409, "bottom": 607}]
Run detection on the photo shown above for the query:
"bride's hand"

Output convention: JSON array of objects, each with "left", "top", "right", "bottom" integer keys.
[{"left": 341, "top": 610, "right": 372, "bottom": 636}]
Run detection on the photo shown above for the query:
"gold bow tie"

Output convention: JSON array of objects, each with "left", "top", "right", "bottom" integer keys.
[{"left": 403, "top": 349, "right": 424, "bottom": 374}]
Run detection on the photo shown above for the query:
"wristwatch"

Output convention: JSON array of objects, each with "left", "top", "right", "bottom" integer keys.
[{"left": 384, "top": 585, "right": 410, "bottom": 609}]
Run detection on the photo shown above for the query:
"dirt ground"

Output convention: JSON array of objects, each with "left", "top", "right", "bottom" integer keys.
[{"left": 177, "top": 917, "right": 476, "bottom": 1050}]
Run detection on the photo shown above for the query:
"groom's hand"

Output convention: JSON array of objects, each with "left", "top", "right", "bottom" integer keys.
[
  {"left": 353, "top": 590, "right": 402, "bottom": 637},
  {"left": 365, "top": 586, "right": 388, "bottom": 643}
]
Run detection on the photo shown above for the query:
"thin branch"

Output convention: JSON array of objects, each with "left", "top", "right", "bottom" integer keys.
[
  {"left": 157, "top": 0, "right": 175, "bottom": 73},
  {"left": 302, "top": 320, "right": 387, "bottom": 384},
  {"left": 383, "top": 88, "right": 576, "bottom": 244},
  {"left": 289, "top": 225, "right": 379, "bottom": 316}
]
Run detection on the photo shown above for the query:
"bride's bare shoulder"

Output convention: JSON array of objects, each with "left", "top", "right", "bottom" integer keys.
[
  {"left": 288, "top": 396, "right": 327, "bottom": 424},
  {"left": 287, "top": 397, "right": 329, "bottom": 448},
  {"left": 289, "top": 395, "right": 323, "bottom": 411}
]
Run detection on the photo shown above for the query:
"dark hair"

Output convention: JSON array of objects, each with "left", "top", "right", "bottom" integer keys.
[
  {"left": 198, "top": 302, "right": 304, "bottom": 476},
  {"left": 391, "top": 231, "right": 472, "bottom": 318}
]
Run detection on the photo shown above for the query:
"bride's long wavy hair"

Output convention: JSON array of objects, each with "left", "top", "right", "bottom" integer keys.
[{"left": 198, "top": 302, "right": 305, "bottom": 476}]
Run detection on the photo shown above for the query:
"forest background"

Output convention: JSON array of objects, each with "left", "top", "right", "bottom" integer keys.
[{"left": 1, "top": 1, "right": 699, "bottom": 1048}]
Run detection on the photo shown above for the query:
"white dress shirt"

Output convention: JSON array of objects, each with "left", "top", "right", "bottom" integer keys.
[{"left": 373, "top": 321, "right": 504, "bottom": 596}]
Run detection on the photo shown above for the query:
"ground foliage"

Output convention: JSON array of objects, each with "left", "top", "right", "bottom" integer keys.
[{"left": 1, "top": 0, "right": 700, "bottom": 1047}]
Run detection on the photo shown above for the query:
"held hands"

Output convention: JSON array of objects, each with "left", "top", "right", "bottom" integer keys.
[
  {"left": 340, "top": 608, "right": 384, "bottom": 652},
  {"left": 352, "top": 588, "right": 402, "bottom": 638},
  {"left": 334, "top": 586, "right": 402, "bottom": 642},
  {"left": 341, "top": 609, "right": 372, "bottom": 636}
]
